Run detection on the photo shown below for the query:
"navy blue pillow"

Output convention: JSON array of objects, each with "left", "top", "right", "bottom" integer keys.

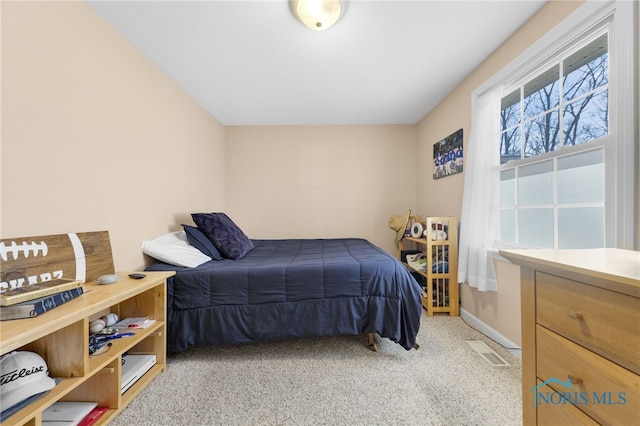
[
  {"left": 191, "top": 213, "right": 255, "bottom": 260},
  {"left": 182, "top": 224, "right": 223, "bottom": 260}
]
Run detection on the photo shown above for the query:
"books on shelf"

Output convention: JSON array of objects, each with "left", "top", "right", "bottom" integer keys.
[
  {"left": 0, "top": 278, "right": 83, "bottom": 306},
  {"left": 112, "top": 316, "right": 156, "bottom": 329},
  {"left": 0, "top": 287, "right": 84, "bottom": 321},
  {"left": 42, "top": 401, "right": 97, "bottom": 426},
  {"left": 76, "top": 406, "right": 108, "bottom": 426}
]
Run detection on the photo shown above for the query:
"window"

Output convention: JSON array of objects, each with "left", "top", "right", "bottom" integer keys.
[
  {"left": 499, "top": 33, "right": 609, "bottom": 249},
  {"left": 459, "top": 0, "right": 636, "bottom": 291},
  {"left": 489, "top": 1, "right": 637, "bottom": 250}
]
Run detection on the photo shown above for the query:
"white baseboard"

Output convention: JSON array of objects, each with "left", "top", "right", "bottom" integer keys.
[{"left": 460, "top": 308, "right": 522, "bottom": 360}]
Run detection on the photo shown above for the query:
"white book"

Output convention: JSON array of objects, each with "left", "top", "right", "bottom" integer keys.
[
  {"left": 112, "top": 317, "right": 156, "bottom": 330},
  {"left": 42, "top": 401, "right": 97, "bottom": 426}
]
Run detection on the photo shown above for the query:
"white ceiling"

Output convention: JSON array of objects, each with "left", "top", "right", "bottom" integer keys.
[{"left": 87, "top": 0, "right": 547, "bottom": 126}]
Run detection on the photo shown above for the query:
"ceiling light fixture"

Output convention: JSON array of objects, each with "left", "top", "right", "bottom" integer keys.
[{"left": 292, "top": 0, "right": 342, "bottom": 31}]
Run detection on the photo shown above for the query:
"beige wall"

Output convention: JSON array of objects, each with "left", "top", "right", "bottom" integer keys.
[
  {"left": 225, "top": 125, "right": 418, "bottom": 255},
  {"left": 417, "top": 0, "right": 586, "bottom": 347},
  {"left": 1, "top": 1, "right": 226, "bottom": 271}
]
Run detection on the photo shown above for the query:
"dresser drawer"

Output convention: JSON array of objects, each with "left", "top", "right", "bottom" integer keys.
[
  {"left": 536, "top": 272, "right": 640, "bottom": 374},
  {"left": 536, "top": 383, "right": 599, "bottom": 426},
  {"left": 537, "top": 326, "right": 639, "bottom": 425}
]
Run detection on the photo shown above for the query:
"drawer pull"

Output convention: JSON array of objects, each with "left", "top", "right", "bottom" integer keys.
[
  {"left": 567, "top": 374, "right": 583, "bottom": 385},
  {"left": 567, "top": 311, "right": 583, "bottom": 320}
]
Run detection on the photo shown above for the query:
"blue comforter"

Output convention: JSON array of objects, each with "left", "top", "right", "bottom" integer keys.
[{"left": 146, "top": 239, "right": 422, "bottom": 352}]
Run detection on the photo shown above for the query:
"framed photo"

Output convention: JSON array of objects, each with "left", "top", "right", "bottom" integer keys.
[{"left": 433, "top": 128, "right": 463, "bottom": 179}]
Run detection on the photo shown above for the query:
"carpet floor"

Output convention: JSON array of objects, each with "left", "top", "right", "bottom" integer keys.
[{"left": 111, "top": 313, "right": 522, "bottom": 426}]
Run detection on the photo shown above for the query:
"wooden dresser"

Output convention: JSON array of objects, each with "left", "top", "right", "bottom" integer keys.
[{"left": 499, "top": 248, "right": 640, "bottom": 426}]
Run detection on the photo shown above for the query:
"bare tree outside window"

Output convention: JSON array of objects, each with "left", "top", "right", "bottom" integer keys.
[
  {"left": 499, "top": 34, "right": 608, "bottom": 164},
  {"left": 498, "top": 32, "right": 609, "bottom": 249},
  {"left": 563, "top": 34, "right": 609, "bottom": 146}
]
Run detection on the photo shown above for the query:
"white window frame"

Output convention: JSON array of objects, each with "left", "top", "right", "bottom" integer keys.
[{"left": 480, "top": 0, "right": 637, "bottom": 250}]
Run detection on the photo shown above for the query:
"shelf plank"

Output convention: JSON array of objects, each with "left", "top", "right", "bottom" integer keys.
[{"left": 403, "top": 236, "right": 427, "bottom": 244}]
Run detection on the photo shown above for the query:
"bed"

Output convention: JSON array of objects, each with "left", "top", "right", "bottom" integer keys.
[{"left": 142, "top": 213, "right": 423, "bottom": 353}]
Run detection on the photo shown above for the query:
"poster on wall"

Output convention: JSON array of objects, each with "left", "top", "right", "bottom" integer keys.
[{"left": 433, "top": 128, "right": 463, "bottom": 179}]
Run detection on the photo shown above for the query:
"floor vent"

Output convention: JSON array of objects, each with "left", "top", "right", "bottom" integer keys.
[{"left": 466, "top": 340, "right": 510, "bottom": 366}]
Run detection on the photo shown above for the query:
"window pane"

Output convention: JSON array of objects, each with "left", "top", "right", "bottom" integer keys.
[
  {"left": 558, "top": 207, "right": 604, "bottom": 248},
  {"left": 495, "top": 26, "right": 616, "bottom": 250},
  {"left": 557, "top": 149, "right": 604, "bottom": 204},
  {"left": 500, "top": 127, "right": 521, "bottom": 164},
  {"left": 524, "top": 110, "right": 559, "bottom": 156},
  {"left": 501, "top": 89, "right": 521, "bottom": 130},
  {"left": 519, "top": 160, "right": 553, "bottom": 205},
  {"left": 563, "top": 33, "right": 608, "bottom": 102},
  {"left": 519, "top": 208, "right": 554, "bottom": 248},
  {"left": 524, "top": 65, "right": 559, "bottom": 119},
  {"left": 563, "top": 89, "right": 608, "bottom": 146},
  {"left": 500, "top": 169, "right": 516, "bottom": 206},
  {"left": 500, "top": 209, "right": 516, "bottom": 243}
]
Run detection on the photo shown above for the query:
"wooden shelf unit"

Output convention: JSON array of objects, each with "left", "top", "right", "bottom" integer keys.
[
  {"left": 400, "top": 216, "right": 459, "bottom": 316},
  {"left": 0, "top": 271, "right": 175, "bottom": 426}
]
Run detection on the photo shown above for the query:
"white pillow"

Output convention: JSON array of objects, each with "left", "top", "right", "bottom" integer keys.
[{"left": 141, "top": 231, "right": 211, "bottom": 268}]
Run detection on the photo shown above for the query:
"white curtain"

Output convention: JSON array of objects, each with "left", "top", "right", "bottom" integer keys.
[{"left": 457, "top": 85, "right": 503, "bottom": 292}]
